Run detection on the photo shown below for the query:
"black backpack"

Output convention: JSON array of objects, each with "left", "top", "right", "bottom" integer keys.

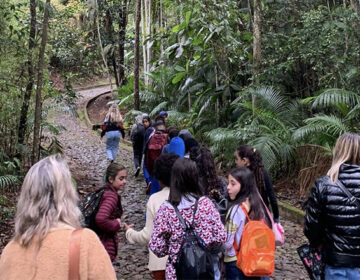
[
  {"left": 79, "top": 187, "right": 107, "bottom": 231},
  {"left": 171, "top": 199, "right": 214, "bottom": 280}
]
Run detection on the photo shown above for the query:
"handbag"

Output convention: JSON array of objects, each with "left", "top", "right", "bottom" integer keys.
[
  {"left": 297, "top": 244, "right": 324, "bottom": 280},
  {"left": 68, "top": 229, "right": 83, "bottom": 280}
]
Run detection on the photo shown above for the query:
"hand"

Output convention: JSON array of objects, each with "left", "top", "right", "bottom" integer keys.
[
  {"left": 116, "top": 218, "right": 121, "bottom": 227},
  {"left": 123, "top": 222, "right": 134, "bottom": 232}
]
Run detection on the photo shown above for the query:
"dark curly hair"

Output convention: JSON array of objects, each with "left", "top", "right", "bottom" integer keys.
[
  {"left": 190, "top": 146, "right": 222, "bottom": 195},
  {"left": 236, "top": 145, "right": 265, "bottom": 193},
  {"left": 153, "top": 153, "right": 179, "bottom": 186}
]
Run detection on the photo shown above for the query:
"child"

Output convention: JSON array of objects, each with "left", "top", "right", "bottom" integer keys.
[
  {"left": 95, "top": 163, "right": 127, "bottom": 262},
  {"left": 124, "top": 153, "right": 180, "bottom": 280},
  {"left": 224, "top": 167, "right": 271, "bottom": 280},
  {"left": 149, "top": 158, "right": 226, "bottom": 280},
  {"left": 235, "top": 145, "right": 279, "bottom": 223}
]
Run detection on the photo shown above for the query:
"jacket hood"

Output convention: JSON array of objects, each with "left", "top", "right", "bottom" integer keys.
[{"left": 168, "top": 136, "right": 185, "bottom": 157}]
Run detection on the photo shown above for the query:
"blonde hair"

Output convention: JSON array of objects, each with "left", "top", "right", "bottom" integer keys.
[
  {"left": 14, "top": 154, "right": 81, "bottom": 247},
  {"left": 327, "top": 132, "right": 360, "bottom": 182},
  {"left": 105, "top": 104, "right": 123, "bottom": 124}
]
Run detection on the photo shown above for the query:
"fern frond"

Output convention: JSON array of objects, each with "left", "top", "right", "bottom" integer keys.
[{"left": 0, "top": 175, "right": 19, "bottom": 190}]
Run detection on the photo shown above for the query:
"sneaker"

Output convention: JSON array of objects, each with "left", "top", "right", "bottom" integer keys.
[{"left": 134, "top": 167, "right": 140, "bottom": 177}]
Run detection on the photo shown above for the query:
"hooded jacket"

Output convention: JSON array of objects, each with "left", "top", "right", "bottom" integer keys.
[{"left": 304, "top": 163, "right": 360, "bottom": 268}]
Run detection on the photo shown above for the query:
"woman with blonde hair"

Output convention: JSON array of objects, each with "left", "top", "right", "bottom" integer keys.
[
  {"left": 0, "top": 155, "right": 116, "bottom": 279},
  {"left": 101, "top": 103, "right": 125, "bottom": 162},
  {"left": 305, "top": 132, "right": 360, "bottom": 280}
]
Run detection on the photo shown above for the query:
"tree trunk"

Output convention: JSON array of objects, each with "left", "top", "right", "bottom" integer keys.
[
  {"left": 134, "top": 0, "right": 141, "bottom": 110},
  {"left": 18, "top": 0, "right": 36, "bottom": 147},
  {"left": 95, "top": 0, "right": 113, "bottom": 92},
  {"left": 32, "top": 0, "right": 51, "bottom": 164},
  {"left": 118, "top": 0, "right": 128, "bottom": 86},
  {"left": 252, "top": 0, "right": 262, "bottom": 116},
  {"left": 105, "top": 6, "right": 119, "bottom": 87}
]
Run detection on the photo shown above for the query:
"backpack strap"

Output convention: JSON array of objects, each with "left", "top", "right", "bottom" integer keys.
[
  {"left": 171, "top": 198, "right": 199, "bottom": 230},
  {"left": 240, "top": 204, "right": 251, "bottom": 221}
]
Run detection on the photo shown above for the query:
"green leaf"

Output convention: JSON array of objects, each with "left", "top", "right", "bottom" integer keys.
[
  {"left": 185, "top": 11, "right": 192, "bottom": 26},
  {"left": 172, "top": 72, "right": 186, "bottom": 84},
  {"left": 175, "top": 65, "right": 186, "bottom": 72}
]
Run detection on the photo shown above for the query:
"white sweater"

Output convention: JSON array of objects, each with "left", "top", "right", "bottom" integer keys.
[{"left": 125, "top": 187, "right": 169, "bottom": 271}]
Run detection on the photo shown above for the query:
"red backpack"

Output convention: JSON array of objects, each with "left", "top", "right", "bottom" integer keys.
[{"left": 145, "top": 132, "right": 168, "bottom": 174}]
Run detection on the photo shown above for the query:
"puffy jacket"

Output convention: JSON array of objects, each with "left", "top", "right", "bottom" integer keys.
[
  {"left": 95, "top": 185, "right": 123, "bottom": 262},
  {"left": 304, "top": 163, "right": 360, "bottom": 268}
]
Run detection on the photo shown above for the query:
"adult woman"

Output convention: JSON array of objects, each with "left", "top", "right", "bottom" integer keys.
[
  {"left": 235, "top": 145, "right": 279, "bottom": 222},
  {"left": 101, "top": 104, "right": 124, "bottom": 162},
  {"left": 305, "top": 132, "right": 360, "bottom": 280},
  {"left": 149, "top": 157, "right": 226, "bottom": 280},
  {"left": 0, "top": 155, "right": 116, "bottom": 279}
]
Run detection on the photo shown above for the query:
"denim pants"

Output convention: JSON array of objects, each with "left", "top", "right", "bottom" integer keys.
[
  {"left": 325, "top": 265, "right": 360, "bottom": 280},
  {"left": 132, "top": 143, "right": 143, "bottom": 169},
  {"left": 225, "top": 261, "right": 270, "bottom": 280},
  {"left": 106, "top": 131, "right": 120, "bottom": 161}
]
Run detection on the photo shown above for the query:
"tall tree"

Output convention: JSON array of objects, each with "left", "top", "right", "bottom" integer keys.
[
  {"left": 252, "top": 0, "right": 262, "bottom": 115},
  {"left": 134, "top": 0, "right": 141, "bottom": 110},
  {"left": 32, "top": 0, "right": 51, "bottom": 164},
  {"left": 118, "top": 0, "right": 128, "bottom": 86},
  {"left": 18, "top": 0, "right": 36, "bottom": 147}
]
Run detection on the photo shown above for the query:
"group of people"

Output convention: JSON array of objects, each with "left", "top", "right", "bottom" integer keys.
[{"left": 1, "top": 101, "right": 360, "bottom": 280}]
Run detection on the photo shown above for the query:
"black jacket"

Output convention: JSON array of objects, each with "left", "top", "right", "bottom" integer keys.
[{"left": 304, "top": 163, "right": 360, "bottom": 268}]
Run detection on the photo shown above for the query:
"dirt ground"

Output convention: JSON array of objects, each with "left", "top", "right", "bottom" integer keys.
[{"left": 0, "top": 85, "right": 309, "bottom": 279}]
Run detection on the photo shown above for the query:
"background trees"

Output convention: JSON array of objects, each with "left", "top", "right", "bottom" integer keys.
[{"left": 1, "top": 0, "right": 360, "bottom": 196}]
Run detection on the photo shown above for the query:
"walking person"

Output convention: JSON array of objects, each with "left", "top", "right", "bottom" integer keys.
[
  {"left": 149, "top": 157, "right": 226, "bottom": 279},
  {"left": 235, "top": 145, "right": 280, "bottom": 223},
  {"left": 131, "top": 114, "right": 145, "bottom": 177},
  {"left": 0, "top": 155, "right": 116, "bottom": 279},
  {"left": 95, "top": 163, "right": 127, "bottom": 262},
  {"left": 124, "top": 153, "right": 180, "bottom": 280},
  {"left": 101, "top": 104, "right": 124, "bottom": 162},
  {"left": 224, "top": 167, "right": 272, "bottom": 280},
  {"left": 304, "top": 132, "right": 360, "bottom": 280},
  {"left": 142, "top": 114, "right": 155, "bottom": 185}
]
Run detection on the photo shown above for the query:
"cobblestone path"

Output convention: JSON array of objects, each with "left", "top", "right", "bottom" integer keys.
[{"left": 55, "top": 86, "right": 308, "bottom": 280}]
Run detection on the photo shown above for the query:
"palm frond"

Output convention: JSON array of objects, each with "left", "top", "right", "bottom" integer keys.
[
  {"left": 150, "top": 101, "right": 168, "bottom": 117},
  {"left": 311, "top": 88, "right": 359, "bottom": 110},
  {"left": 293, "top": 114, "right": 349, "bottom": 140}
]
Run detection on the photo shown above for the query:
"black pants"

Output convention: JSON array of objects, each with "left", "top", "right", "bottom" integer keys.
[{"left": 132, "top": 143, "right": 143, "bottom": 169}]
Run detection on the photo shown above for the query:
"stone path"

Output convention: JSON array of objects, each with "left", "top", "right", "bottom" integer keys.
[{"left": 55, "top": 86, "right": 308, "bottom": 279}]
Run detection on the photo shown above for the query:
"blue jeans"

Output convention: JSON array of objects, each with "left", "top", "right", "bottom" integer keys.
[
  {"left": 325, "top": 265, "right": 360, "bottom": 280},
  {"left": 225, "top": 261, "right": 270, "bottom": 280},
  {"left": 106, "top": 131, "right": 120, "bottom": 161}
]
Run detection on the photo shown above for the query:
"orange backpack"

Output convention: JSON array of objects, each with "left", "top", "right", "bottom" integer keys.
[{"left": 236, "top": 205, "right": 275, "bottom": 277}]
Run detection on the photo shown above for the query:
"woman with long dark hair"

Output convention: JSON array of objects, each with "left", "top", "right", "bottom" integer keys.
[
  {"left": 224, "top": 167, "right": 271, "bottom": 280},
  {"left": 149, "top": 158, "right": 226, "bottom": 279},
  {"left": 235, "top": 145, "right": 279, "bottom": 222}
]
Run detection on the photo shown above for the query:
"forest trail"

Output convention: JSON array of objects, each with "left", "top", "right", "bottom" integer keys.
[{"left": 54, "top": 86, "right": 307, "bottom": 279}]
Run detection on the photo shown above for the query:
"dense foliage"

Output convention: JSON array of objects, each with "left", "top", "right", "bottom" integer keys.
[{"left": 1, "top": 0, "right": 360, "bottom": 194}]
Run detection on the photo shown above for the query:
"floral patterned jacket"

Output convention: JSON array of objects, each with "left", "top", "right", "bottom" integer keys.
[{"left": 149, "top": 195, "right": 226, "bottom": 279}]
